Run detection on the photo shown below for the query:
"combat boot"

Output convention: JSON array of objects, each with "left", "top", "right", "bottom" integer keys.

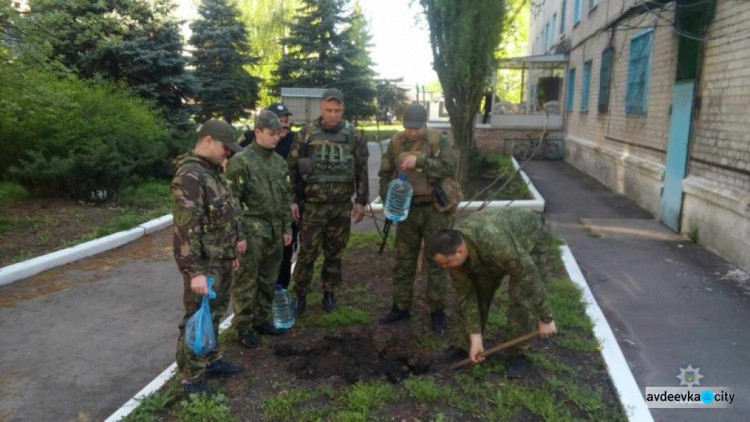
[
  {"left": 322, "top": 292, "right": 337, "bottom": 313},
  {"left": 254, "top": 322, "right": 285, "bottom": 336},
  {"left": 238, "top": 329, "right": 259, "bottom": 349},
  {"left": 379, "top": 304, "right": 410, "bottom": 325},
  {"left": 295, "top": 295, "right": 307, "bottom": 318},
  {"left": 430, "top": 309, "right": 448, "bottom": 333}
]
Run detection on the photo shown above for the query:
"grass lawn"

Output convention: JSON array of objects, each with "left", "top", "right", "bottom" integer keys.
[
  {"left": 0, "top": 180, "right": 172, "bottom": 267},
  {"left": 125, "top": 232, "right": 627, "bottom": 422}
]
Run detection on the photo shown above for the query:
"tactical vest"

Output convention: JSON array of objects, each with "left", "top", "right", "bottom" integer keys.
[
  {"left": 390, "top": 132, "right": 433, "bottom": 198},
  {"left": 303, "top": 122, "right": 355, "bottom": 184}
]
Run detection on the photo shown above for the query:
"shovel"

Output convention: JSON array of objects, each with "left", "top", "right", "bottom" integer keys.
[{"left": 445, "top": 331, "right": 541, "bottom": 371}]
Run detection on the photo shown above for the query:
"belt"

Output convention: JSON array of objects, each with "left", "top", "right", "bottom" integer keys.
[{"left": 411, "top": 200, "right": 433, "bottom": 208}]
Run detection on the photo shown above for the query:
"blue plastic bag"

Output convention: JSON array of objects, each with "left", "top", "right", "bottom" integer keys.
[{"left": 185, "top": 277, "right": 217, "bottom": 357}]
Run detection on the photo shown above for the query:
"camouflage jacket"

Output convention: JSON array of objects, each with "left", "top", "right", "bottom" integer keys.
[
  {"left": 377, "top": 129, "right": 457, "bottom": 201},
  {"left": 171, "top": 152, "right": 240, "bottom": 279},
  {"left": 288, "top": 118, "right": 369, "bottom": 205},
  {"left": 449, "top": 208, "right": 553, "bottom": 334},
  {"left": 225, "top": 141, "right": 292, "bottom": 240}
]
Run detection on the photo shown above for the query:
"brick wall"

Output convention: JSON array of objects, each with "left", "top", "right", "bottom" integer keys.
[
  {"left": 564, "top": 4, "right": 677, "bottom": 167},
  {"left": 689, "top": 0, "right": 750, "bottom": 191},
  {"left": 432, "top": 127, "right": 556, "bottom": 155}
]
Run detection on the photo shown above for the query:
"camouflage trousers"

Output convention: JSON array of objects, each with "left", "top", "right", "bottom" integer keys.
[
  {"left": 232, "top": 234, "right": 284, "bottom": 330},
  {"left": 176, "top": 259, "right": 233, "bottom": 383},
  {"left": 293, "top": 202, "right": 351, "bottom": 297},
  {"left": 477, "top": 222, "right": 554, "bottom": 353},
  {"left": 392, "top": 205, "right": 452, "bottom": 312}
]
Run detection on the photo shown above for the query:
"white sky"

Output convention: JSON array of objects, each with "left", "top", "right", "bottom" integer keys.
[{"left": 176, "top": 0, "right": 437, "bottom": 86}]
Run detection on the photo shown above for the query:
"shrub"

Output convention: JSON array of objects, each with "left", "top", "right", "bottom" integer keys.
[{"left": 0, "top": 63, "right": 177, "bottom": 197}]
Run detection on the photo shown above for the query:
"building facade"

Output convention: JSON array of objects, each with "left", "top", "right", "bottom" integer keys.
[{"left": 529, "top": 0, "right": 750, "bottom": 270}]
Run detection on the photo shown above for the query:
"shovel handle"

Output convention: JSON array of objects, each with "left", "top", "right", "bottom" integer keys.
[{"left": 446, "top": 331, "right": 541, "bottom": 371}]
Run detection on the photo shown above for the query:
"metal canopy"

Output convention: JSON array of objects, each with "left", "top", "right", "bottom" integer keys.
[{"left": 496, "top": 54, "right": 568, "bottom": 70}]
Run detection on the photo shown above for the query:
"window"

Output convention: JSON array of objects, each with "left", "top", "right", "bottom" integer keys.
[
  {"left": 566, "top": 68, "right": 576, "bottom": 111},
  {"left": 561, "top": 0, "right": 567, "bottom": 34},
  {"left": 581, "top": 61, "right": 592, "bottom": 111},
  {"left": 589, "top": 0, "right": 598, "bottom": 11},
  {"left": 544, "top": 22, "right": 550, "bottom": 52},
  {"left": 574, "top": 0, "right": 581, "bottom": 24},
  {"left": 598, "top": 47, "right": 613, "bottom": 112},
  {"left": 626, "top": 30, "right": 654, "bottom": 115},
  {"left": 551, "top": 14, "right": 557, "bottom": 45}
]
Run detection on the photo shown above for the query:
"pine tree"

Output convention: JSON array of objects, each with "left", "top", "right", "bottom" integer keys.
[
  {"left": 190, "top": 0, "right": 260, "bottom": 123},
  {"left": 274, "top": 0, "right": 351, "bottom": 91},
  {"left": 23, "top": 0, "right": 195, "bottom": 128},
  {"left": 338, "top": 1, "right": 377, "bottom": 123}
]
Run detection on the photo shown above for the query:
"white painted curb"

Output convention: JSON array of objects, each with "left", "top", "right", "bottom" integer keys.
[
  {"left": 104, "top": 314, "right": 236, "bottom": 422},
  {"left": 368, "top": 157, "right": 545, "bottom": 213},
  {"left": 0, "top": 214, "right": 173, "bottom": 286},
  {"left": 106, "top": 261, "right": 298, "bottom": 421},
  {"left": 561, "top": 245, "right": 654, "bottom": 422}
]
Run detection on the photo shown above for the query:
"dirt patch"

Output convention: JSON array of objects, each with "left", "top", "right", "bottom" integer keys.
[
  {"left": 0, "top": 198, "right": 121, "bottom": 267},
  {"left": 275, "top": 330, "right": 433, "bottom": 383}
]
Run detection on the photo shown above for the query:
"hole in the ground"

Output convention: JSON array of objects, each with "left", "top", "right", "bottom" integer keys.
[{"left": 274, "top": 333, "right": 434, "bottom": 384}]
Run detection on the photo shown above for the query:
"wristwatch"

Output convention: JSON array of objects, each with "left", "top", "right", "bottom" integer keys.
[{"left": 539, "top": 314, "right": 553, "bottom": 324}]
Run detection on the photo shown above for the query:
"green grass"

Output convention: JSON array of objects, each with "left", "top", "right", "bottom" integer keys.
[
  {"left": 304, "top": 306, "right": 369, "bottom": 327},
  {"left": 262, "top": 388, "right": 324, "bottom": 421},
  {"left": 174, "top": 392, "right": 233, "bottom": 422},
  {"left": 340, "top": 381, "right": 398, "bottom": 415},
  {"left": 404, "top": 376, "right": 452, "bottom": 401},
  {"left": 122, "top": 380, "right": 180, "bottom": 422},
  {"left": 357, "top": 124, "right": 401, "bottom": 143},
  {"left": 120, "top": 180, "right": 172, "bottom": 211},
  {"left": 0, "top": 181, "right": 28, "bottom": 205}
]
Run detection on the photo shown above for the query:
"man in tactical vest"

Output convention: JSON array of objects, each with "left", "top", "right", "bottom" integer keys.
[
  {"left": 172, "top": 119, "right": 246, "bottom": 395},
  {"left": 288, "top": 88, "right": 369, "bottom": 316},
  {"left": 377, "top": 103, "right": 459, "bottom": 332},
  {"left": 226, "top": 111, "right": 293, "bottom": 347}
]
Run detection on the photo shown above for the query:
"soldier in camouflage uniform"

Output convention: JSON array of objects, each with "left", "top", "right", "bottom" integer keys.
[
  {"left": 287, "top": 88, "right": 369, "bottom": 316},
  {"left": 226, "top": 111, "right": 293, "bottom": 347},
  {"left": 172, "top": 119, "right": 246, "bottom": 394},
  {"left": 425, "top": 208, "right": 558, "bottom": 378},
  {"left": 378, "top": 103, "right": 457, "bottom": 332}
]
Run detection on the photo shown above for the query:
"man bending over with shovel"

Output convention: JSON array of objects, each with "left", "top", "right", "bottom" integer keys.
[{"left": 425, "top": 208, "right": 558, "bottom": 378}]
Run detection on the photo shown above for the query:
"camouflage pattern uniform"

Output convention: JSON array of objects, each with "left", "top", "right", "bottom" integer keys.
[
  {"left": 226, "top": 137, "right": 292, "bottom": 330},
  {"left": 378, "top": 129, "right": 457, "bottom": 312},
  {"left": 288, "top": 118, "right": 369, "bottom": 297},
  {"left": 171, "top": 151, "right": 240, "bottom": 383},
  {"left": 450, "top": 208, "right": 554, "bottom": 351}
]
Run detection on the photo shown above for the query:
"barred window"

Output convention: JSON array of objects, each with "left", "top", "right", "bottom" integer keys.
[
  {"left": 566, "top": 68, "right": 576, "bottom": 111},
  {"left": 598, "top": 47, "right": 613, "bottom": 112},
  {"left": 626, "top": 30, "right": 654, "bottom": 115},
  {"left": 581, "top": 61, "right": 592, "bottom": 111}
]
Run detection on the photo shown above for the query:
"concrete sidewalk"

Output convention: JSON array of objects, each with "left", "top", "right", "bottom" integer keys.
[{"left": 525, "top": 161, "right": 750, "bottom": 421}]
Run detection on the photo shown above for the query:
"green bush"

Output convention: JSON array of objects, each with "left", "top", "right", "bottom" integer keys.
[{"left": 0, "top": 64, "right": 177, "bottom": 197}]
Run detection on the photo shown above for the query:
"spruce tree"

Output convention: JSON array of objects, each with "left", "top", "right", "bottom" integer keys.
[
  {"left": 190, "top": 0, "right": 260, "bottom": 123},
  {"left": 274, "top": 0, "right": 351, "bottom": 91},
  {"left": 23, "top": 0, "right": 195, "bottom": 128},
  {"left": 338, "top": 1, "right": 377, "bottom": 123}
]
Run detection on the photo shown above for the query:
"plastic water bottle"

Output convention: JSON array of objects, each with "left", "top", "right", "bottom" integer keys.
[
  {"left": 384, "top": 173, "right": 413, "bottom": 223},
  {"left": 272, "top": 284, "right": 295, "bottom": 329}
]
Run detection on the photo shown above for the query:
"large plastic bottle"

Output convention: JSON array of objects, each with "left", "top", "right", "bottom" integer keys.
[
  {"left": 384, "top": 173, "right": 413, "bottom": 223},
  {"left": 272, "top": 284, "right": 295, "bottom": 329}
]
